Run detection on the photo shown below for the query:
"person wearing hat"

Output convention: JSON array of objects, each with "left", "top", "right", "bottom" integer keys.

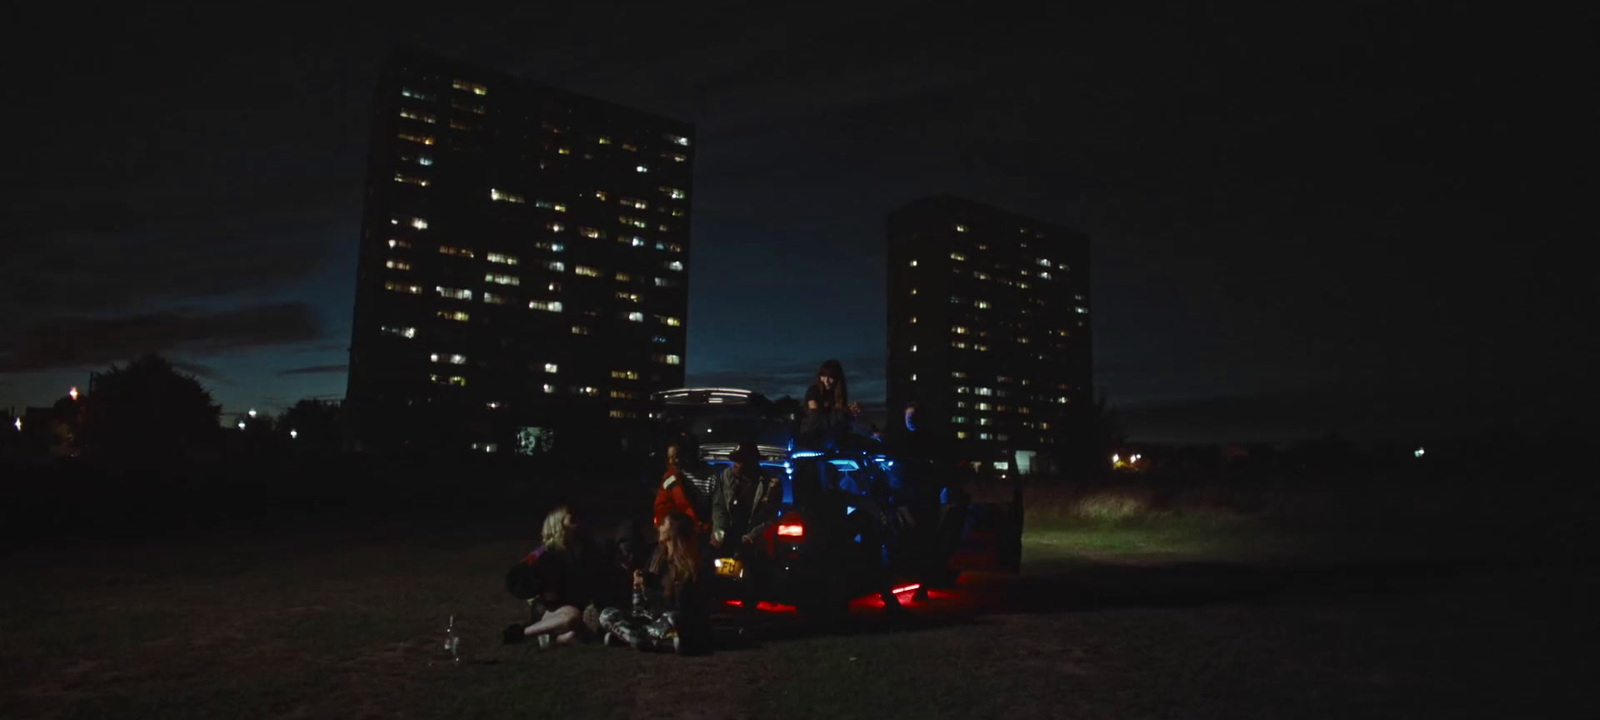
[{"left": 711, "top": 442, "right": 782, "bottom": 616}]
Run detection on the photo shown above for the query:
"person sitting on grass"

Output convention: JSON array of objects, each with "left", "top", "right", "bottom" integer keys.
[
  {"left": 503, "top": 506, "right": 601, "bottom": 648},
  {"left": 599, "top": 512, "right": 709, "bottom": 653}
]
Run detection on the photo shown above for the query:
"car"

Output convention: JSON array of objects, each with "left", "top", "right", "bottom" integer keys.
[{"left": 651, "top": 387, "right": 1023, "bottom": 621}]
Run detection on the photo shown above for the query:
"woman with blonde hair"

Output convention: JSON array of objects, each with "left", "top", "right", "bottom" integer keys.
[{"left": 504, "top": 506, "right": 599, "bottom": 647}]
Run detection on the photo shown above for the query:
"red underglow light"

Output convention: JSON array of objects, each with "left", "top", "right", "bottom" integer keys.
[
  {"left": 891, "top": 583, "right": 922, "bottom": 595},
  {"left": 777, "top": 523, "right": 804, "bottom": 538}
]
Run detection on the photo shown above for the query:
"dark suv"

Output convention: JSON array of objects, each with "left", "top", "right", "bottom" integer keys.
[{"left": 652, "top": 387, "right": 1022, "bottom": 619}]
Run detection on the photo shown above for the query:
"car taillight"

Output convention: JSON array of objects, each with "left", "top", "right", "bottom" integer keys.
[{"left": 777, "top": 522, "right": 804, "bottom": 538}]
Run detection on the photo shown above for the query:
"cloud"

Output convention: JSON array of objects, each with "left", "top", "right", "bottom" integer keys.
[
  {"left": 0, "top": 302, "right": 322, "bottom": 373},
  {"left": 278, "top": 364, "right": 349, "bottom": 376}
]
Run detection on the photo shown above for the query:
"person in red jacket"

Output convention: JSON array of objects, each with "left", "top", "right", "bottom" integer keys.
[{"left": 654, "top": 443, "right": 710, "bottom": 534}]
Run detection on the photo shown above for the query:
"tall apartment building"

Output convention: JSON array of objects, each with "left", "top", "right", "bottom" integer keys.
[
  {"left": 886, "top": 196, "right": 1092, "bottom": 474},
  {"left": 346, "top": 48, "right": 694, "bottom": 452}
]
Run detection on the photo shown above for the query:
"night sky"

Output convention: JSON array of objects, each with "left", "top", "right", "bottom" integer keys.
[{"left": 2, "top": 2, "right": 1591, "bottom": 443}]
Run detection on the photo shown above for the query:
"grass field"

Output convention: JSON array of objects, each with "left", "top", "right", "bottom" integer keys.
[{"left": 2, "top": 486, "right": 1595, "bottom": 719}]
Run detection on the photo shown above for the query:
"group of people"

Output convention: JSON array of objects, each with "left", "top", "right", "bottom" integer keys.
[{"left": 502, "top": 359, "right": 963, "bottom": 653}]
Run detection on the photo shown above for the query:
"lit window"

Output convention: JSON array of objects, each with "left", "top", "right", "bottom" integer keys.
[
  {"left": 664, "top": 152, "right": 688, "bottom": 162},
  {"left": 1018, "top": 336, "right": 1031, "bottom": 344},
  {"left": 596, "top": 136, "right": 612, "bottom": 145},
  {"left": 615, "top": 272, "right": 633, "bottom": 282},
  {"left": 402, "top": 154, "right": 434, "bottom": 166},
  {"left": 593, "top": 190, "right": 609, "bottom": 201},
  {"left": 654, "top": 277, "right": 679, "bottom": 288},
  {"left": 616, "top": 291, "right": 641, "bottom": 303},
  {"left": 400, "top": 88, "right": 433, "bottom": 101},
  {"left": 627, "top": 312, "right": 645, "bottom": 322},
  {"left": 385, "top": 259, "right": 411, "bottom": 271},
  {"left": 528, "top": 300, "right": 564, "bottom": 313},
  {"left": 973, "top": 271, "right": 990, "bottom": 280},
  {"left": 611, "top": 370, "right": 640, "bottom": 380},
  {"left": 544, "top": 363, "right": 559, "bottom": 374},
  {"left": 975, "top": 300, "right": 990, "bottom": 310},
  {"left": 619, "top": 215, "right": 649, "bottom": 229},
  {"left": 979, "top": 433, "right": 991, "bottom": 441},
  {"left": 398, "top": 109, "right": 436, "bottom": 124},
  {"left": 952, "top": 325, "right": 969, "bottom": 335},
  {"left": 430, "top": 374, "right": 467, "bottom": 387},
  {"left": 438, "top": 310, "right": 470, "bottom": 322},
  {"left": 1075, "top": 306, "right": 1089, "bottom": 314},
  {"left": 387, "top": 239, "right": 411, "bottom": 249},
  {"left": 577, "top": 386, "right": 599, "bottom": 397},
  {"left": 483, "top": 293, "right": 508, "bottom": 305},
  {"left": 951, "top": 371, "right": 967, "bottom": 379},
  {"left": 631, "top": 237, "right": 648, "bottom": 247},
  {"left": 910, "top": 344, "right": 918, "bottom": 353},
  {"left": 956, "top": 431, "right": 968, "bottom": 440},
  {"left": 429, "top": 353, "right": 467, "bottom": 365},
  {"left": 384, "top": 281, "right": 421, "bottom": 294},
  {"left": 955, "top": 224, "right": 968, "bottom": 233},
  {"left": 664, "top": 133, "right": 690, "bottom": 146},
  {"left": 976, "top": 387, "right": 993, "bottom": 396},
  {"left": 1038, "top": 271, "right": 1051, "bottom": 280},
  {"left": 658, "top": 315, "right": 681, "bottom": 327},
  {"left": 910, "top": 373, "right": 918, "bottom": 381},
  {"left": 437, "top": 287, "right": 472, "bottom": 300},
  {"left": 574, "top": 266, "right": 601, "bottom": 278},
  {"left": 557, "top": 147, "right": 572, "bottom": 155},
  {"left": 542, "top": 384, "right": 555, "bottom": 394},
  {"left": 636, "top": 165, "right": 649, "bottom": 173},
  {"left": 409, "top": 217, "right": 429, "bottom": 230},
  {"left": 571, "top": 325, "right": 589, "bottom": 335},
  {"left": 656, "top": 241, "right": 685, "bottom": 252},
  {"left": 609, "top": 390, "right": 638, "bottom": 400},
  {"left": 486, "top": 253, "right": 519, "bottom": 265},
  {"left": 909, "top": 259, "right": 918, "bottom": 267},
  {"left": 660, "top": 186, "right": 687, "bottom": 199},
  {"left": 665, "top": 261, "right": 684, "bottom": 272},
  {"left": 533, "top": 241, "right": 564, "bottom": 253},
  {"left": 380, "top": 325, "right": 416, "bottom": 338},
  {"left": 654, "top": 353, "right": 682, "bottom": 365},
  {"left": 544, "top": 261, "right": 566, "bottom": 273},
  {"left": 952, "top": 341, "right": 968, "bottom": 349},
  {"left": 1056, "top": 396, "right": 1069, "bottom": 404},
  {"left": 438, "top": 246, "right": 474, "bottom": 258},
  {"left": 620, "top": 198, "right": 649, "bottom": 210},
  {"left": 950, "top": 252, "right": 966, "bottom": 262},
  {"left": 610, "top": 409, "right": 638, "bottom": 419},
  {"left": 452, "top": 100, "right": 486, "bottom": 115},
  {"left": 490, "top": 188, "right": 526, "bottom": 204},
  {"left": 398, "top": 132, "right": 435, "bottom": 145},
  {"left": 451, "top": 79, "right": 488, "bottom": 96},
  {"left": 621, "top": 143, "right": 637, "bottom": 151},
  {"left": 484, "top": 273, "right": 520, "bottom": 286},
  {"left": 910, "top": 316, "right": 918, "bottom": 324},
  {"left": 1037, "top": 258, "right": 1053, "bottom": 268},
  {"left": 953, "top": 416, "right": 968, "bottom": 424},
  {"left": 548, "top": 222, "right": 565, "bottom": 233}
]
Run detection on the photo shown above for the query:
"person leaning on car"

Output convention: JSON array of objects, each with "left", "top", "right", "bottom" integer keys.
[{"left": 710, "top": 443, "right": 781, "bottom": 550}]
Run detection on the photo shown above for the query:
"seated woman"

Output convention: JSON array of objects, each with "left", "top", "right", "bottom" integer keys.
[
  {"left": 599, "top": 512, "right": 709, "bottom": 653},
  {"left": 503, "top": 506, "right": 600, "bottom": 647},
  {"left": 797, "top": 359, "right": 862, "bottom": 451}
]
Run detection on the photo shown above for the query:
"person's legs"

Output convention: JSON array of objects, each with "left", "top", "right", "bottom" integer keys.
[{"left": 523, "top": 604, "right": 580, "bottom": 637}]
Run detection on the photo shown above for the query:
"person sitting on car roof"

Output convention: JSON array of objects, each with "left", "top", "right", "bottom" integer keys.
[{"left": 798, "top": 359, "right": 862, "bottom": 450}]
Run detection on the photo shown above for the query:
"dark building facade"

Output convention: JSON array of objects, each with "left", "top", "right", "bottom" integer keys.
[
  {"left": 347, "top": 49, "right": 694, "bottom": 452},
  {"left": 886, "top": 196, "right": 1092, "bottom": 475}
]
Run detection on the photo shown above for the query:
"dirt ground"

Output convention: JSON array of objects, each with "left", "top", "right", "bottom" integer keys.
[{"left": 2, "top": 513, "right": 1595, "bottom": 719}]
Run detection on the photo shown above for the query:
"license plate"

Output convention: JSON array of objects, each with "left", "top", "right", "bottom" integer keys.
[{"left": 713, "top": 557, "right": 743, "bottom": 578}]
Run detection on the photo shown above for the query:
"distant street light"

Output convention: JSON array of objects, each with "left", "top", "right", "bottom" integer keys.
[
  {"left": 12, "top": 418, "right": 20, "bottom": 432},
  {"left": 69, "top": 387, "right": 79, "bottom": 401},
  {"left": 1414, "top": 447, "right": 1426, "bottom": 458},
  {"left": 237, "top": 420, "right": 247, "bottom": 430},
  {"left": 248, "top": 409, "right": 258, "bottom": 418},
  {"left": 290, "top": 429, "right": 298, "bottom": 439}
]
